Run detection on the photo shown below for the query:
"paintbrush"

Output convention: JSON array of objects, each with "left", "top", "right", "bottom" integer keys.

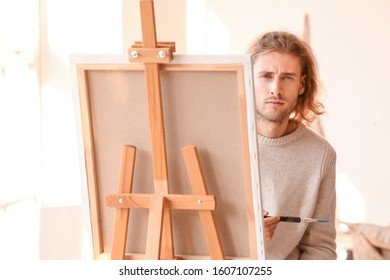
[{"left": 264, "top": 215, "right": 329, "bottom": 223}]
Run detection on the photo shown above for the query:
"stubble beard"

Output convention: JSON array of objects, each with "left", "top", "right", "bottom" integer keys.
[{"left": 256, "top": 101, "right": 297, "bottom": 125}]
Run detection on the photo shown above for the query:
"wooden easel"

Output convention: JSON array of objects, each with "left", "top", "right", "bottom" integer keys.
[{"left": 105, "top": 0, "right": 225, "bottom": 260}]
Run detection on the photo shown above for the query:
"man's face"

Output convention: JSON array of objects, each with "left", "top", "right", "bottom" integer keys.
[{"left": 253, "top": 51, "right": 305, "bottom": 124}]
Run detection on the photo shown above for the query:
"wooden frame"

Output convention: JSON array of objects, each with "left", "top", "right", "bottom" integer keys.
[{"left": 70, "top": 54, "right": 265, "bottom": 260}]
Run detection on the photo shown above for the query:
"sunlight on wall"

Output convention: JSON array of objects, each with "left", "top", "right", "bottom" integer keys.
[
  {"left": 0, "top": 65, "right": 40, "bottom": 260},
  {"left": 186, "top": 0, "right": 230, "bottom": 54},
  {"left": 0, "top": 0, "right": 36, "bottom": 66},
  {"left": 40, "top": 83, "right": 82, "bottom": 206},
  {"left": 206, "top": 10, "right": 230, "bottom": 54},
  {"left": 1, "top": 0, "right": 126, "bottom": 260},
  {"left": 0, "top": 0, "right": 40, "bottom": 260},
  {"left": 44, "top": 1, "right": 123, "bottom": 66},
  {"left": 38, "top": 0, "right": 123, "bottom": 259},
  {"left": 0, "top": 66, "right": 40, "bottom": 202},
  {"left": 336, "top": 172, "right": 366, "bottom": 224},
  {"left": 40, "top": 0, "right": 123, "bottom": 207}
]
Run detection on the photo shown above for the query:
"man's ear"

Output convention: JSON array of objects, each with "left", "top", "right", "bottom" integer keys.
[{"left": 299, "top": 75, "right": 306, "bottom": 95}]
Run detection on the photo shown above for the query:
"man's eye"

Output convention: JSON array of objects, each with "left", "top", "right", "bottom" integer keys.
[{"left": 283, "top": 75, "right": 294, "bottom": 80}]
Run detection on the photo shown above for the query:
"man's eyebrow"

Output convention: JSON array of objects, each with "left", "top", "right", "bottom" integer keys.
[
  {"left": 256, "top": 71, "right": 299, "bottom": 76},
  {"left": 256, "top": 71, "right": 273, "bottom": 76},
  {"left": 281, "top": 72, "right": 299, "bottom": 76}
]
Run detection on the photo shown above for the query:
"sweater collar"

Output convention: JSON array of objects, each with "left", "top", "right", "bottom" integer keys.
[{"left": 257, "top": 124, "right": 306, "bottom": 146}]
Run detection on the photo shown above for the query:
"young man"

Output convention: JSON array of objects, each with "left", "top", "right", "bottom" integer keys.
[{"left": 247, "top": 31, "right": 337, "bottom": 259}]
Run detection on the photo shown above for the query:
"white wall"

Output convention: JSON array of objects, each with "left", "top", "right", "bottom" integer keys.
[{"left": 123, "top": 0, "right": 390, "bottom": 226}]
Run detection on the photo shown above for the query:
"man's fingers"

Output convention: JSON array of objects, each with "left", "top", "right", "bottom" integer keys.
[{"left": 263, "top": 215, "right": 280, "bottom": 240}]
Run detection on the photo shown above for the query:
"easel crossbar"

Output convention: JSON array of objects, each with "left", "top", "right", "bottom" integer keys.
[{"left": 106, "top": 193, "right": 216, "bottom": 210}]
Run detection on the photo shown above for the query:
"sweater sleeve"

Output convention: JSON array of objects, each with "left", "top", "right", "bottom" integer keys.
[{"left": 298, "top": 144, "right": 337, "bottom": 260}]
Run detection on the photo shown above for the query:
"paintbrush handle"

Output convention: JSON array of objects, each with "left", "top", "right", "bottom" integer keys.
[
  {"left": 264, "top": 215, "right": 301, "bottom": 222},
  {"left": 279, "top": 216, "right": 301, "bottom": 222},
  {"left": 264, "top": 215, "right": 329, "bottom": 223}
]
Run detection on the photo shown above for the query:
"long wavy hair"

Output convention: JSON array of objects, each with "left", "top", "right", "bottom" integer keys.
[{"left": 247, "top": 31, "right": 324, "bottom": 123}]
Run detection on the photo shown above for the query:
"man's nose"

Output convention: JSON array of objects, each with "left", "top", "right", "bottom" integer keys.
[{"left": 270, "top": 78, "right": 282, "bottom": 96}]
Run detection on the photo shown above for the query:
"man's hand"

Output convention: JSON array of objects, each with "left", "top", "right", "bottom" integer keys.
[{"left": 263, "top": 210, "right": 280, "bottom": 241}]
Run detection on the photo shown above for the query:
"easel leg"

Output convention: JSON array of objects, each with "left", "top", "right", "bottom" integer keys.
[
  {"left": 111, "top": 145, "right": 136, "bottom": 260},
  {"left": 182, "top": 145, "right": 225, "bottom": 260},
  {"left": 138, "top": 0, "right": 175, "bottom": 260},
  {"left": 144, "top": 63, "right": 175, "bottom": 259},
  {"left": 145, "top": 195, "right": 165, "bottom": 259},
  {"left": 159, "top": 207, "right": 175, "bottom": 259}
]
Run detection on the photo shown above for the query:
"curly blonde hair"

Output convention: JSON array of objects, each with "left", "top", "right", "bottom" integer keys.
[{"left": 247, "top": 31, "right": 324, "bottom": 123}]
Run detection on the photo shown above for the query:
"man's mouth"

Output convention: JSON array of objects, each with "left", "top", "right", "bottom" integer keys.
[{"left": 266, "top": 100, "right": 284, "bottom": 106}]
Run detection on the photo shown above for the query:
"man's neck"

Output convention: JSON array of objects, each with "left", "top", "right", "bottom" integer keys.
[{"left": 257, "top": 118, "right": 298, "bottom": 138}]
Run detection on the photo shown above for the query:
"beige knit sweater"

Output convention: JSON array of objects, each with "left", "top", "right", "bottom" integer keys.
[{"left": 258, "top": 124, "right": 337, "bottom": 260}]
